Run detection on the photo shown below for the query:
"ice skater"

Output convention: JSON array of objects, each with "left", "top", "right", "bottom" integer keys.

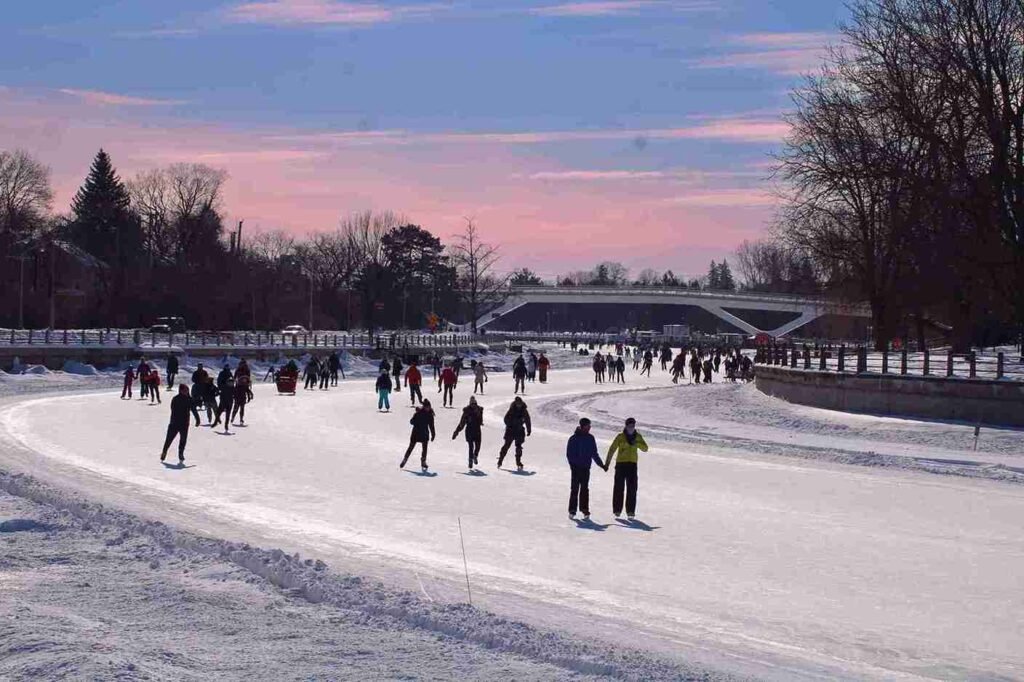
[
  {"left": 166, "top": 354, "right": 178, "bottom": 390},
  {"left": 566, "top": 417, "right": 607, "bottom": 520},
  {"left": 604, "top": 417, "right": 649, "bottom": 520},
  {"left": 512, "top": 355, "right": 527, "bottom": 394},
  {"left": 538, "top": 352, "right": 550, "bottom": 383},
  {"left": 121, "top": 366, "right": 135, "bottom": 399},
  {"left": 147, "top": 366, "right": 162, "bottom": 404},
  {"left": 376, "top": 369, "right": 393, "bottom": 412},
  {"left": 472, "top": 359, "right": 488, "bottom": 394},
  {"left": 160, "top": 385, "right": 200, "bottom": 465},
  {"left": 213, "top": 376, "right": 234, "bottom": 432},
  {"left": 453, "top": 396, "right": 484, "bottom": 470},
  {"left": 400, "top": 399, "right": 435, "bottom": 471},
  {"left": 440, "top": 362, "right": 457, "bottom": 407},
  {"left": 231, "top": 374, "right": 251, "bottom": 425},
  {"left": 405, "top": 360, "right": 424, "bottom": 405},
  {"left": 498, "top": 396, "right": 531, "bottom": 471}
]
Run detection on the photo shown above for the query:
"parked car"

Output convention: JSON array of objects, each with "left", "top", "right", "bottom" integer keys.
[
  {"left": 281, "top": 325, "right": 309, "bottom": 337},
  {"left": 152, "top": 316, "right": 186, "bottom": 333}
]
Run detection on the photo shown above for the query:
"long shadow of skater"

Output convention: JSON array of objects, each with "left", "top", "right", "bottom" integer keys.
[
  {"left": 162, "top": 462, "right": 196, "bottom": 470},
  {"left": 508, "top": 470, "right": 536, "bottom": 476},
  {"left": 616, "top": 518, "right": 659, "bottom": 531},
  {"left": 215, "top": 432, "right": 235, "bottom": 437},
  {"left": 404, "top": 470, "right": 438, "bottom": 478},
  {"left": 574, "top": 519, "right": 610, "bottom": 531},
  {"left": 459, "top": 470, "right": 488, "bottom": 477}
]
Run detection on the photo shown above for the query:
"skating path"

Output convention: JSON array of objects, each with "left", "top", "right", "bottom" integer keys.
[{"left": 1, "top": 367, "right": 1022, "bottom": 680}]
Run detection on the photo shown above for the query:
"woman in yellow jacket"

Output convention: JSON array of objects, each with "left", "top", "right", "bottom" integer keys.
[{"left": 604, "top": 417, "right": 649, "bottom": 519}]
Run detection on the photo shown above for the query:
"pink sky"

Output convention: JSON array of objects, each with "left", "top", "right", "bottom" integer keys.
[{"left": 0, "top": 88, "right": 780, "bottom": 279}]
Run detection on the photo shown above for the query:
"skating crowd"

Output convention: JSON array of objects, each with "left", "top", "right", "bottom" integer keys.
[{"left": 130, "top": 341, "right": 751, "bottom": 522}]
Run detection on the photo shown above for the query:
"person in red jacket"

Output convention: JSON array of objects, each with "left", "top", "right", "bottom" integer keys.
[
  {"left": 404, "top": 361, "right": 423, "bottom": 406},
  {"left": 538, "top": 353, "right": 551, "bottom": 383},
  {"left": 147, "top": 368, "right": 162, "bottom": 404},
  {"left": 439, "top": 363, "right": 457, "bottom": 408}
]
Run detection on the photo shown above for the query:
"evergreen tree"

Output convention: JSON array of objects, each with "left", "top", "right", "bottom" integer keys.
[
  {"left": 69, "top": 149, "right": 140, "bottom": 266},
  {"left": 718, "top": 259, "right": 736, "bottom": 290},
  {"left": 707, "top": 260, "right": 720, "bottom": 289}
]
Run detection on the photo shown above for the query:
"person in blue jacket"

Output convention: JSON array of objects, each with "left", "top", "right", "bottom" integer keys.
[{"left": 565, "top": 417, "right": 607, "bottom": 520}]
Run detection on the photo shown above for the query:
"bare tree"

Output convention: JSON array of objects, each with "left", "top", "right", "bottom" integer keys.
[
  {"left": 0, "top": 149, "right": 52, "bottom": 238},
  {"left": 634, "top": 268, "right": 661, "bottom": 286},
  {"left": 450, "top": 219, "right": 506, "bottom": 332}
]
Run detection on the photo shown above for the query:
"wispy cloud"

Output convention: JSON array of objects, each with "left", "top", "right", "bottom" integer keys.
[
  {"left": 114, "top": 27, "right": 202, "bottom": 39},
  {"left": 270, "top": 115, "right": 788, "bottom": 147},
  {"left": 223, "top": 0, "right": 450, "bottom": 26},
  {"left": 521, "top": 168, "right": 763, "bottom": 181},
  {"left": 665, "top": 188, "right": 776, "bottom": 207},
  {"left": 692, "top": 31, "right": 833, "bottom": 76},
  {"left": 57, "top": 88, "right": 188, "bottom": 107},
  {"left": 531, "top": 0, "right": 716, "bottom": 17}
]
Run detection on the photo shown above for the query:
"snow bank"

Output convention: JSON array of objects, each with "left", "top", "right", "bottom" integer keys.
[
  {"left": 62, "top": 360, "right": 99, "bottom": 376},
  {"left": 0, "top": 468, "right": 721, "bottom": 681}
]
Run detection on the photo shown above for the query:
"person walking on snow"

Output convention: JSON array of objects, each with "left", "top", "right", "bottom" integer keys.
[
  {"left": 512, "top": 355, "right": 527, "bottom": 394},
  {"left": 375, "top": 369, "right": 393, "bottom": 412},
  {"left": 160, "top": 384, "right": 201, "bottom": 465},
  {"left": 538, "top": 352, "right": 550, "bottom": 383},
  {"left": 439, "top": 363, "right": 457, "bottom": 407},
  {"left": 453, "top": 396, "right": 484, "bottom": 470},
  {"left": 471, "top": 359, "right": 488, "bottom": 394},
  {"left": 604, "top": 417, "right": 649, "bottom": 520},
  {"left": 527, "top": 352, "right": 538, "bottom": 382},
  {"left": 400, "top": 399, "right": 436, "bottom": 471},
  {"left": 405, "top": 361, "right": 424, "bottom": 405},
  {"left": 498, "top": 396, "right": 532, "bottom": 471},
  {"left": 566, "top": 417, "right": 608, "bottom": 519}
]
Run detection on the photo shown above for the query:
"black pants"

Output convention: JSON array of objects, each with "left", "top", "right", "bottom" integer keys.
[
  {"left": 498, "top": 431, "right": 525, "bottom": 467},
  {"left": 320, "top": 373, "right": 329, "bottom": 389},
  {"left": 514, "top": 377, "right": 525, "bottom": 393},
  {"left": 149, "top": 382, "right": 161, "bottom": 403},
  {"left": 442, "top": 384, "right": 454, "bottom": 406},
  {"left": 304, "top": 374, "right": 316, "bottom": 390},
  {"left": 409, "top": 384, "right": 423, "bottom": 404},
  {"left": 569, "top": 466, "right": 592, "bottom": 515},
  {"left": 167, "top": 372, "right": 176, "bottom": 389},
  {"left": 216, "top": 399, "right": 233, "bottom": 426},
  {"left": 121, "top": 378, "right": 133, "bottom": 399},
  {"left": 330, "top": 368, "right": 338, "bottom": 385},
  {"left": 466, "top": 438, "right": 481, "bottom": 467},
  {"left": 162, "top": 423, "right": 189, "bottom": 459},
  {"left": 612, "top": 463, "right": 638, "bottom": 516},
  {"left": 231, "top": 401, "right": 246, "bottom": 423},
  {"left": 402, "top": 438, "right": 429, "bottom": 467}
]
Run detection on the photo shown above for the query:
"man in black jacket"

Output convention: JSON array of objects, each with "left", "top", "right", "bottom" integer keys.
[
  {"left": 401, "top": 400, "right": 436, "bottom": 471},
  {"left": 166, "top": 354, "right": 179, "bottom": 390},
  {"left": 161, "top": 385, "right": 201, "bottom": 464},
  {"left": 452, "top": 396, "right": 484, "bottom": 470},
  {"left": 566, "top": 417, "right": 607, "bottom": 519},
  {"left": 498, "top": 397, "right": 531, "bottom": 471}
]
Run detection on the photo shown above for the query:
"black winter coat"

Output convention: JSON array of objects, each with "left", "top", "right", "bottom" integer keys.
[{"left": 409, "top": 407, "right": 436, "bottom": 442}]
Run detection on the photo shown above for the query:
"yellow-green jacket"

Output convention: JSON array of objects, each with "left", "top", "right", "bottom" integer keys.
[{"left": 605, "top": 431, "right": 649, "bottom": 467}]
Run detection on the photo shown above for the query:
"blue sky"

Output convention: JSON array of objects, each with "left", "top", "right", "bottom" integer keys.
[{"left": 0, "top": 1, "right": 847, "bottom": 278}]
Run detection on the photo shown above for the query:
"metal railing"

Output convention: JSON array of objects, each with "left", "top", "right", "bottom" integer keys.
[
  {"left": 757, "top": 345, "right": 1024, "bottom": 381},
  {"left": 0, "top": 328, "right": 476, "bottom": 352}
]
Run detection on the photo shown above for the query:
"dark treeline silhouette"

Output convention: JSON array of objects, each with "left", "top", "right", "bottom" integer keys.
[
  {"left": 768, "top": 0, "right": 1024, "bottom": 351},
  {"left": 0, "top": 149, "right": 498, "bottom": 331}
]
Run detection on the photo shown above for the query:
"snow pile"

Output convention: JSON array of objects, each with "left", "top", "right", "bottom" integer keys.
[
  {"left": 61, "top": 360, "right": 99, "bottom": 376},
  {"left": 0, "top": 468, "right": 724, "bottom": 682}
]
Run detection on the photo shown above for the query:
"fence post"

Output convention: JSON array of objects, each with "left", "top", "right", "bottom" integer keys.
[
  {"left": 151, "top": 331, "right": 155, "bottom": 347},
  {"left": 838, "top": 345, "right": 845, "bottom": 372},
  {"left": 804, "top": 347, "right": 811, "bottom": 370},
  {"left": 28, "top": 330, "right": 33, "bottom": 344},
  {"left": 200, "top": 332, "right": 205, "bottom": 345},
  {"left": 63, "top": 329, "right": 68, "bottom": 345},
  {"left": 244, "top": 333, "right": 249, "bottom": 347},
  {"left": 819, "top": 348, "right": 826, "bottom": 370},
  {"left": 997, "top": 352, "right": 1005, "bottom": 379},
  {"left": 857, "top": 347, "right": 867, "bottom": 373},
  {"left": 44, "top": 329, "right": 49, "bottom": 343},
  {"left": 781, "top": 346, "right": 788, "bottom": 366},
  {"left": 790, "top": 349, "right": 797, "bottom": 368},
  {"left": 946, "top": 350, "right": 954, "bottom": 377},
  {"left": 969, "top": 351, "right": 976, "bottom": 378},
  {"left": 923, "top": 349, "right": 929, "bottom": 375},
  {"left": 900, "top": 348, "right": 908, "bottom": 375},
  {"left": 9, "top": 329, "right": 13, "bottom": 344},
  {"left": 881, "top": 350, "right": 888, "bottom": 374}
]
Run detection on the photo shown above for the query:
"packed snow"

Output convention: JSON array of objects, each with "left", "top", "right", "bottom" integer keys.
[{"left": 1, "top": 349, "right": 1023, "bottom": 680}]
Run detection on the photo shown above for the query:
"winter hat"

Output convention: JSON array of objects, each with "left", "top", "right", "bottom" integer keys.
[
  {"left": 579, "top": 418, "right": 591, "bottom": 427},
  {"left": 625, "top": 417, "right": 636, "bottom": 426},
  {"left": 469, "top": 396, "right": 477, "bottom": 405}
]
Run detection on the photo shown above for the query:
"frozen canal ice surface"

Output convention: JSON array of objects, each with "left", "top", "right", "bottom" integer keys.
[{"left": 1, "top": 361, "right": 1022, "bottom": 680}]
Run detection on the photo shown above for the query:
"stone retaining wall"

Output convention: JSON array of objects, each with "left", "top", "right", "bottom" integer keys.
[{"left": 755, "top": 366, "right": 1024, "bottom": 427}]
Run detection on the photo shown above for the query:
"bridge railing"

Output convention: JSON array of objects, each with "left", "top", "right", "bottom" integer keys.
[
  {"left": 756, "top": 345, "right": 1024, "bottom": 381},
  {"left": 507, "top": 284, "right": 867, "bottom": 311}
]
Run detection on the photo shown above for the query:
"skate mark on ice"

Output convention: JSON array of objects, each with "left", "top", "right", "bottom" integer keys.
[{"left": 414, "top": 571, "right": 435, "bottom": 602}]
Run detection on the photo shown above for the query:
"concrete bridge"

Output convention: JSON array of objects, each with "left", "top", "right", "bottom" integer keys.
[{"left": 473, "top": 285, "right": 871, "bottom": 337}]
